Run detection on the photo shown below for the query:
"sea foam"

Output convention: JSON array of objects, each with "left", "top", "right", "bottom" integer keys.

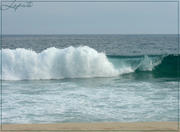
[{"left": 1, "top": 46, "right": 120, "bottom": 80}]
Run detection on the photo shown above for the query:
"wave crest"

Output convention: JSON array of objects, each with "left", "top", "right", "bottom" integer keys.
[
  {"left": 2, "top": 46, "right": 120, "bottom": 80},
  {"left": 2, "top": 46, "right": 179, "bottom": 80}
]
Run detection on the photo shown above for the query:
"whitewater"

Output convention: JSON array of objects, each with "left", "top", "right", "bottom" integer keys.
[
  {"left": 2, "top": 46, "right": 119, "bottom": 80},
  {"left": 1, "top": 46, "right": 165, "bottom": 80}
]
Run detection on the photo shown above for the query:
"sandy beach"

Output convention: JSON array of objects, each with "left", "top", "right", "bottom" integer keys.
[{"left": 0, "top": 122, "right": 178, "bottom": 132}]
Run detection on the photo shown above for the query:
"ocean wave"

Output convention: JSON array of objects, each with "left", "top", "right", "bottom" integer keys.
[
  {"left": 134, "top": 54, "right": 179, "bottom": 78},
  {"left": 1, "top": 46, "right": 121, "bottom": 80},
  {"left": 1, "top": 46, "right": 179, "bottom": 80},
  {"left": 108, "top": 54, "right": 179, "bottom": 78},
  {"left": 152, "top": 54, "right": 180, "bottom": 77}
]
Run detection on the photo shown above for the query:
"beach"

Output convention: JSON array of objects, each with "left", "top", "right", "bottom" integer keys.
[{"left": 1, "top": 122, "right": 178, "bottom": 132}]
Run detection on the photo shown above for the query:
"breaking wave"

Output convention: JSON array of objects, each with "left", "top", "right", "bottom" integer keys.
[
  {"left": 1, "top": 46, "right": 179, "bottom": 80},
  {"left": 108, "top": 54, "right": 180, "bottom": 78},
  {"left": 1, "top": 46, "right": 120, "bottom": 80}
]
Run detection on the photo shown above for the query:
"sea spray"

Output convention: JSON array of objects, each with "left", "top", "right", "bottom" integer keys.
[
  {"left": 136, "top": 55, "right": 162, "bottom": 71},
  {"left": 1, "top": 46, "right": 119, "bottom": 80}
]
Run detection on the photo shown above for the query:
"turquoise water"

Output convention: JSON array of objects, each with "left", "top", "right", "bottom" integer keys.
[
  {"left": 2, "top": 76, "right": 178, "bottom": 123},
  {"left": 2, "top": 34, "right": 179, "bottom": 123}
]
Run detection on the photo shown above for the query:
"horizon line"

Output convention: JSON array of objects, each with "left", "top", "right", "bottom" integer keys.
[{"left": 2, "top": 33, "right": 179, "bottom": 35}]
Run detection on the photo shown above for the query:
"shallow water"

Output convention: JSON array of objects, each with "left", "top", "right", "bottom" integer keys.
[{"left": 2, "top": 77, "right": 178, "bottom": 123}]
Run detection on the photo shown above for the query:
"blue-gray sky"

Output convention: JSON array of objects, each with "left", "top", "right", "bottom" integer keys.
[{"left": 2, "top": 1, "right": 178, "bottom": 34}]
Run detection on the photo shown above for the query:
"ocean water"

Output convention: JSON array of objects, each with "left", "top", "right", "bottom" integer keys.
[{"left": 2, "top": 34, "right": 179, "bottom": 124}]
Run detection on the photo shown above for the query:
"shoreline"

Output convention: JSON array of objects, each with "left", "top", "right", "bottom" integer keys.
[{"left": 1, "top": 122, "right": 178, "bottom": 132}]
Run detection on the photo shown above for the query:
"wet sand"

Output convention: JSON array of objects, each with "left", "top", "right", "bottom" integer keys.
[{"left": 0, "top": 122, "right": 179, "bottom": 132}]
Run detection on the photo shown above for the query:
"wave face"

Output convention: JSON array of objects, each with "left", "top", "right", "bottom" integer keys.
[
  {"left": 1, "top": 46, "right": 179, "bottom": 80},
  {"left": 108, "top": 54, "right": 180, "bottom": 78},
  {"left": 135, "top": 54, "right": 180, "bottom": 77},
  {"left": 152, "top": 55, "right": 180, "bottom": 77},
  {"left": 2, "top": 46, "right": 120, "bottom": 80}
]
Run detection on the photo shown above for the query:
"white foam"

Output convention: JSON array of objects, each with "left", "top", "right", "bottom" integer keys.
[{"left": 1, "top": 46, "right": 121, "bottom": 80}]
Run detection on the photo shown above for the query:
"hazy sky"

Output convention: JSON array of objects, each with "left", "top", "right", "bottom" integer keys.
[{"left": 2, "top": 1, "right": 178, "bottom": 34}]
